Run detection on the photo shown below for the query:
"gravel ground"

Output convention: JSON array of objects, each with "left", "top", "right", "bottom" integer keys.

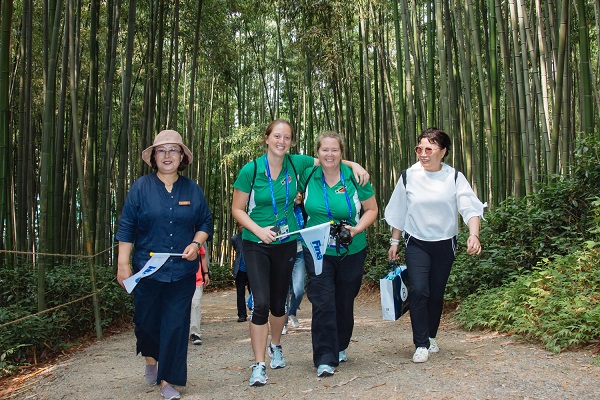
[{"left": 4, "top": 287, "right": 600, "bottom": 400}]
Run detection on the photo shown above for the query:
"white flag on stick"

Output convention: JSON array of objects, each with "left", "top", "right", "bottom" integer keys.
[
  {"left": 123, "top": 253, "right": 172, "bottom": 294},
  {"left": 297, "top": 222, "right": 330, "bottom": 275}
]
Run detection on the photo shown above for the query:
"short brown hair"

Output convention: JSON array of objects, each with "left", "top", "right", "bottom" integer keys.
[{"left": 316, "top": 131, "right": 345, "bottom": 155}]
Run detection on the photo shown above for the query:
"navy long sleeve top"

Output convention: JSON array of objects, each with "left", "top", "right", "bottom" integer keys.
[{"left": 115, "top": 173, "right": 213, "bottom": 282}]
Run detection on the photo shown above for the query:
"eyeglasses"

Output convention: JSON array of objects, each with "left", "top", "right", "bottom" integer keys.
[
  {"left": 155, "top": 147, "right": 182, "bottom": 157},
  {"left": 414, "top": 146, "right": 439, "bottom": 155}
]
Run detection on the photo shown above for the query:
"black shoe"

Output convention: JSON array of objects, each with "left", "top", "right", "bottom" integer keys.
[
  {"left": 190, "top": 334, "right": 202, "bottom": 345},
  {"left": 237, "top": 316, "right": 247, "bottom": 322}
]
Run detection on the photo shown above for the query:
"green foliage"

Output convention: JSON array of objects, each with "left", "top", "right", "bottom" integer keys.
[
  {"left": 221, "top": 124, "right": 266, "bottom": 167},
  {"left": 454, "top": 247, "right": 600, "bottom": 353},
  {"left": 447, "top": 135, "right": 600, "bottom": 300},
  {"left": 0, "top": 260, "right": 133, "bottom": 376},
  {"left": 450, "top": 134, "right": 600, "bottom": 352}
]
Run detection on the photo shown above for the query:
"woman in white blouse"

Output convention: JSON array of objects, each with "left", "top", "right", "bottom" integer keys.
[{"left": 385, "top": 127, "right": 486, "bottom": 363}]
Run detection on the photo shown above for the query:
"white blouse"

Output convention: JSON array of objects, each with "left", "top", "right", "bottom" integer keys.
[{"left": 384, "top": 162, "right": 486, "bottom": 241}]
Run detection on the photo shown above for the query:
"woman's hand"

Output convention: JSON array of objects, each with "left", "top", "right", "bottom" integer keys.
[
  {"left": 466, "top": 234, "right": 481, "bottom": 255},
  {"left": 182, "top": 244, "right": 199, "bottom": 261},
  {"left": 345, "top": 161, "right": 370, "bottom": 186},
  {"left": 116, "top": 264, "right": 132, "bottom": 290},
  {"left": 256, "top": 226, "right": 278, "bottom": 244},
  {"left": 388, "top": 244, "right": 399, "bottom": 261},
  {"left": 116, "top": 241, "right": 133, "bottom": 290}
]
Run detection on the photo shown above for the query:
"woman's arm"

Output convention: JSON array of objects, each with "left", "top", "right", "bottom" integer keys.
[
  {"left": 346, "top": 196, "right": 378, "bottom": 237},
  {"left": 466, "top": 216, "right": 481, "bottom": 255},
  {"left": 388, "top": 227, "right": 402, "bottom": 261},
  {"left": 312, "top": 157, "right": 370, "bottom": 186},
  {"left": 231, "top": 188, "right": 278, "bottom": 244},
  {"left": 116, "top": 241, "right": 133, "bottom": 290}
]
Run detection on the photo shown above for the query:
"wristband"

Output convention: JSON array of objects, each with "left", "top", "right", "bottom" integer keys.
[
  {"left": 203, "top": 271, "right": 211, "bottom": 277},
  {"left": 192, "top": 241, "right": 201, "bottom": 249},
  {"left": 390, "top": 238, "right": 400, "bottom": 245}
]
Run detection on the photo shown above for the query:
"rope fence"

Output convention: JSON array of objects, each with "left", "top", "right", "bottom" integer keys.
[{"left": 0, "top": 245, "right": 118, "bottom": 330}]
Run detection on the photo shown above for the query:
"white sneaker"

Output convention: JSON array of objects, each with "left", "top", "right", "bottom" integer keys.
[
  {"left": 282, "top": 325, "right": 288, "bottom": 335},
  {"left": 429, "top": 338, "right": 439, "bottom": 353},
  {"left": 288, "top": 315, "right": 300, "bottom": 328},
  {"left": 412, "top": 347, "right": 429, "bottom": 363}
]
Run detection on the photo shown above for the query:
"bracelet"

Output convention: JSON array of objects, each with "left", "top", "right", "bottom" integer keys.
[
  {"left": 390, "top": 238, "right": 401, "bottom": 245},
  {"left": 203, "top": 271, "right": 211, "bottom": 277},
  {"left": 191, "top": 241, "right": 201, "bottom": 249},
  {"left": 469, "top": 234, "right": 479, "bottom": 239}
]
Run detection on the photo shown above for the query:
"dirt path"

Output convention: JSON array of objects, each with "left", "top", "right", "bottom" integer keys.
[{"left": 7, "top": 288, "right": 600, "bottom": 400}]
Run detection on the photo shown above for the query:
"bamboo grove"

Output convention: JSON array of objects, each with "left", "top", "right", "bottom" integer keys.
[{"left": 0, "top": 0, "right": 598, "bottom": 311}]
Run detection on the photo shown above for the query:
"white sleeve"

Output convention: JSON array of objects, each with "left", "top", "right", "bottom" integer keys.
[
  {"left": 455, "top": 172, "right": 487, "bottom": 224},
  {"left": 384, "top": 179, "right": 407, "bottom": 231}
]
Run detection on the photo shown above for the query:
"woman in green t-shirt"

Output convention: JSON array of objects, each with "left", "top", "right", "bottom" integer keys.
[
  {"left": 299, "top": 131, "right": 378, "bottom": 378},
  {"left": 231, "top": 120, "right": 369, "bottom": 386}
]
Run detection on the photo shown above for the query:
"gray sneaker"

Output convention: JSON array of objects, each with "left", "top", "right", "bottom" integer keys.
[
  {"left": 339, "top": 350, "right": 347, "bottom": 362},
  {"left": 145, "top": 364, "right": 158, "bottom": 385},
  {"left": 288, "top": 314, "right": 300, "bottom": 328},
  {"left": 317, "top": 364, "right": 335, "bottom": 377},
  {"left": 268, "top": 343, "right": 286, "bottom": 369},
  {"left": 249, "top": 363, "right": 268, "bottom": 386},
  {"left": 160, "top": 384, "right": 181, "bottom": 400}
]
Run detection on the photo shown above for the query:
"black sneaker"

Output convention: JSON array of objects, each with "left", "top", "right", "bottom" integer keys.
[
  {"left": 190, "top": 334, "right": 202, "bottom": 345},
  {"left": 237, "top": 316, "right": 247, "bottom": 322}
]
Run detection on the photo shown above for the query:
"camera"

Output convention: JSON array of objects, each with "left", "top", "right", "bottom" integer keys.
[{"left": 331, "top": 220, "right": 353, "bottom": 250}]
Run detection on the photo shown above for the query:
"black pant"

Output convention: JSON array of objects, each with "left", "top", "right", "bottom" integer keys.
[
  {"left": 304, "top": 247, "right": 366, "bottom": 368},
  {"left": 133, "top": 275, "right": 195, "bottom": 386},
  {"left": 404, "top": 234, "right": 456, "bottom": 348},
  {"left": 235, "top": 270, "right": 250, "bottom": 319},
  {"left": 242, "top": 240, "right": 296, "bottom": 325}
]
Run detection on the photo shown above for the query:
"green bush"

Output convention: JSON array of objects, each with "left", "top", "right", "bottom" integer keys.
[
  {"left": 450, "top": 134, "right": 600, "bottom": 352},
  {"left": 454, "top": 246, "right": 600, "bottom": 353},
  {"left": 0, "top": 260, "right": 133, "bottom": 377},
  {"left": 447, "top": 136, "right": 600, "bottom": 301}
]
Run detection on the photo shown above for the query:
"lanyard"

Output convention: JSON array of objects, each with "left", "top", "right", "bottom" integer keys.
[
  {"left": 265, "top": 155, "right": 289, "bottom": 220},
  {"left": 322, "top": 170, "right": 353, "bottom": 222}
]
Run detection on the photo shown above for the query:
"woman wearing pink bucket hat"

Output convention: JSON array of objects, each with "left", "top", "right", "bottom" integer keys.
[{"left": 116, "top": 129, "right": 213, "bottom": 400}]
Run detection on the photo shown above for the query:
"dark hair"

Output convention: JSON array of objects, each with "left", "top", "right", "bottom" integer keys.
[
  {"left": 417, "top": 127, "right": 451, "bottom": 159},
  {"left": 149, "top": 146, "right": 190, "bottom": 171},
  {"left": 264, "top": 119, "right": 295, "bottom": 141},
  {"left": 316, "top": 131, "right": 345, "bottom": 155}
]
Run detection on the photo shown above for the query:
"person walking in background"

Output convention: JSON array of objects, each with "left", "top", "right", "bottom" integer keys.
[
  {"left": 283, "top": 194, "right": 307, "bottom": 335},
  {"left": 190, "top": 244, "right": 210, "bottom": 345},
  {"left": 385, "top": 127, "right": 485, "bottom": 364},
  {"left": 299, "top": 131, "right": 378, "bottom": 378},
  {"left": 115, "top": 130, "right": 213, "bottom": 400},
  {"left": 231, "top": 223, "right": 250, "bottom": 322},
  {"left": 231, "top": 119, "right": 369, "bottom": 386}
]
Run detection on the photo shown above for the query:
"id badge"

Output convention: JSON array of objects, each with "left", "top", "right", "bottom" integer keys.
[
  {"left": 327, "top": 235, "right": 337, "bottom": 248},
  {"left": 276, "top": 218, "right": 290, "bottom": 242}
]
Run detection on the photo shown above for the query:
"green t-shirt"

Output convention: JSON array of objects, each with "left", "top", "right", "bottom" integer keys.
[
  {"left": 300, "top": 164, "right": 375, "bottom": 255},
  {"left": 233, "top": 153, "right": 315, "bottom": 243}
]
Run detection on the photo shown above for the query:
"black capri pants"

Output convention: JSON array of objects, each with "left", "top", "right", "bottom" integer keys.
[{"left": 242, "top": 239, "right": 297, "bottom": 325}]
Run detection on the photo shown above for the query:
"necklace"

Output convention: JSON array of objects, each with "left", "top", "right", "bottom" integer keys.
[{"left": 157, "top": 172, "right": 178, "bottom": 192}]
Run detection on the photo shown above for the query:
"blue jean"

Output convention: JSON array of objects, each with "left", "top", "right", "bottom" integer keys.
[{"left": 287, "top": 250, "right": 306, "bottom": 319}]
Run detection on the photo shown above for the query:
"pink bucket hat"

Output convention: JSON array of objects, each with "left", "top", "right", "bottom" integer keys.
[{"left": 141, "top": 130, "right": 193, "bottom": 166}]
